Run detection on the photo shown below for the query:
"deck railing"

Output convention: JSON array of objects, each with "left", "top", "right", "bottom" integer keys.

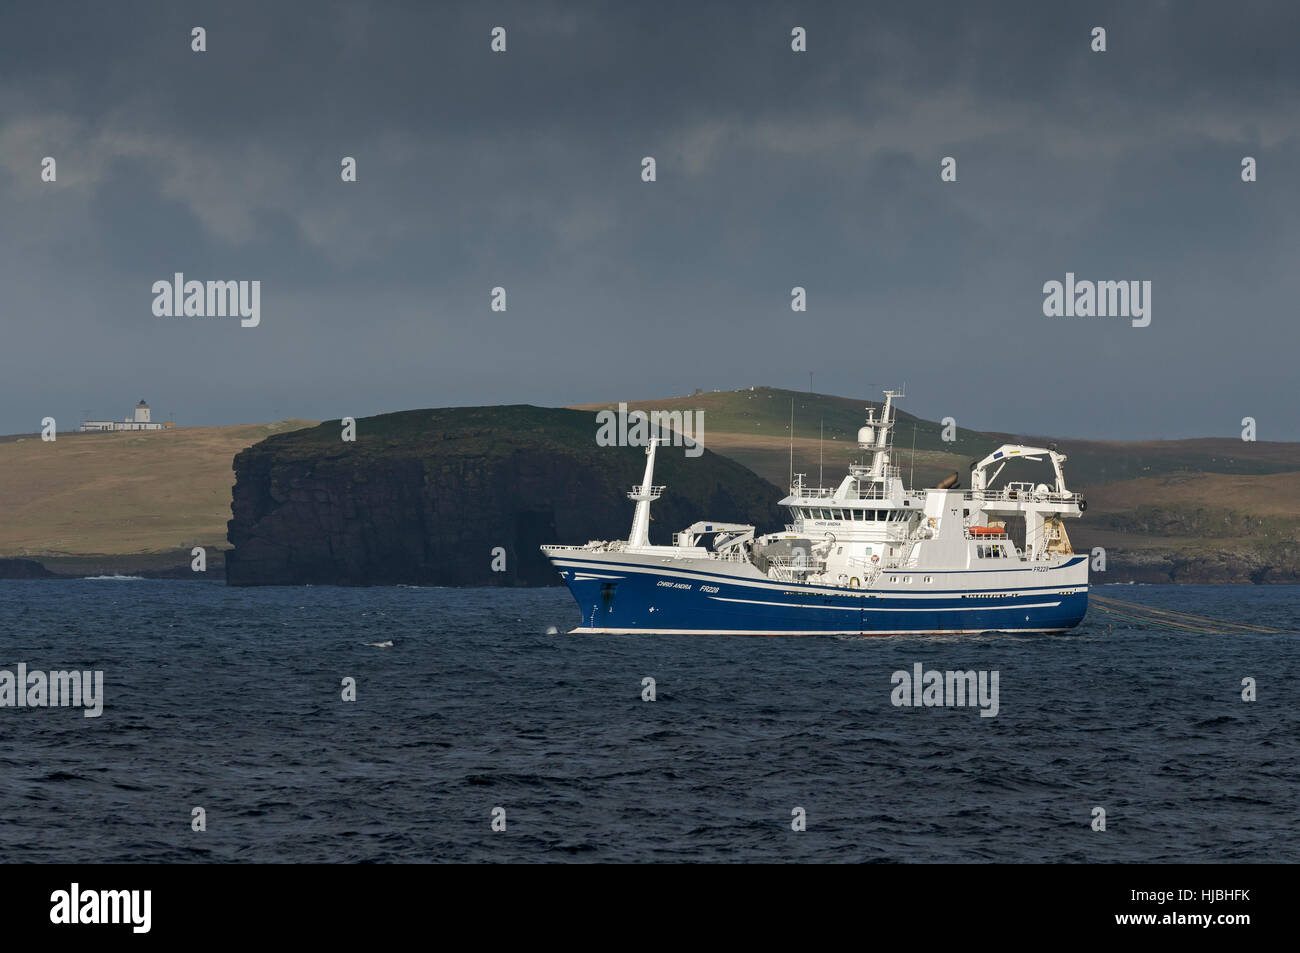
[{"left": 966, "top": 488, "right": 1082, "bottom": 504}]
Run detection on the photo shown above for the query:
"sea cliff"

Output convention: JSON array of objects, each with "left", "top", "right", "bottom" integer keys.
[{"left": 225, "top": 405, "right": 784, "bottom": 586}]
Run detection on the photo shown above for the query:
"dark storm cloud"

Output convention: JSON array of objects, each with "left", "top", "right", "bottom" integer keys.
[{"left": 1, "top": 1, "right": 1297, "bottom": 438}]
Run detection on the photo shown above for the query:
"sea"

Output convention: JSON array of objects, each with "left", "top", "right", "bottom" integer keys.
[{"left": 1, "top": 580, "right": 1296, "bottom": 863}]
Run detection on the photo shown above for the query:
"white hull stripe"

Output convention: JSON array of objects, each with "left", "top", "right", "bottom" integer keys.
[
  {"left": 551, "top": 556, "right": 1086, "bottom": 595},
  {"left": 553, "top": 561, "right": 1081, "bottom": 598},
  {"left": 708, "top": 596, "right": 1063, "bottom": 612},
  {"left": 569, "top": 627, "right": 1074, "bottom": 636}
]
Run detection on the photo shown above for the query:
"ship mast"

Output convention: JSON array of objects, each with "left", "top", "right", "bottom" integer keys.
[
  {"left": 627, "top": 438, "right": 665, "bottom": 547},
  {"left": 858, "top": 388, "right": 903, "bottom": 487}
]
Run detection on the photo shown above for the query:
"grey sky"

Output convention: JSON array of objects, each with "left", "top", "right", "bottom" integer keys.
[{"left": 2, "top": 1, "right": 1297, "bottom": 439}]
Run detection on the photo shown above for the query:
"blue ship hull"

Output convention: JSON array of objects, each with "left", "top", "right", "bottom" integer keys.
[{"left": 550, "top": 554, "right": 1089, "bottom": 635}]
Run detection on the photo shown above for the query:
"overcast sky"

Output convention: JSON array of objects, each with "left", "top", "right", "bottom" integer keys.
[{"left": 2, "top": 1, "right": 1297, "bottom": 439}]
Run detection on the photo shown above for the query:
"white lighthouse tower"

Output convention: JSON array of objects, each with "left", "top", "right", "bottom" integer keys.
[{"left": 80, "top": 399, "right": 169, "bottom": 432}]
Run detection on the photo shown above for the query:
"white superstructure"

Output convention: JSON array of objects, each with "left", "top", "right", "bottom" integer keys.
[{"left": 757, "top": 390, "right": 1086, "bottom": 589}]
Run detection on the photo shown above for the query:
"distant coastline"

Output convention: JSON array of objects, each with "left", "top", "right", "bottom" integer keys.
[
  {"left": 7, "top": 549, "right": 1296, "bottom": 585},
  {"left": 0, "top": 551, "right": 224, "bottom": 580},
  {"left": 3, "top": 389, "right": 1298, "bottom": 586}
]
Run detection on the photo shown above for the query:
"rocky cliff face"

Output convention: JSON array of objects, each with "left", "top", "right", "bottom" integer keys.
[
  {"left": 0, "top": 558, "right": 56, "bottom": 579},
  {"left": 225, "top": 405, "right": 785, "bottom": 586}
]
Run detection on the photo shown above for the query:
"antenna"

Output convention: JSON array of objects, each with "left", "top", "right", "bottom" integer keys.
[
  {"left": 819, "top": 418, "right": 824, "bottom": 488},
  {"left": 909, "top": 422, "right": 917, "bottom": 489},
  {"left": 788, "top": 397, "right": 794, "bottom": 488}
]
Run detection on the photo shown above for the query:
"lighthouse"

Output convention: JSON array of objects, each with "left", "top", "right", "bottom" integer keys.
[{"left": 80, "top": 400, "right": 170, "bottom": 432}]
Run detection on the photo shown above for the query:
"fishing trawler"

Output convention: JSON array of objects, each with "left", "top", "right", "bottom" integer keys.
[{"left": 541, "top": 390, "right": 1088, "bottom": 635}]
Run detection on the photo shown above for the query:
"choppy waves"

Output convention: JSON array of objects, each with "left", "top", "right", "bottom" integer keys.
[{"left": 0, "top": 580, "right": 1296, "bottom": 862}]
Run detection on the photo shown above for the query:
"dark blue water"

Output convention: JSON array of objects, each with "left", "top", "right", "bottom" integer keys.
[{"left": 1, "top": 580, "right": 1296, "bottom": 862}]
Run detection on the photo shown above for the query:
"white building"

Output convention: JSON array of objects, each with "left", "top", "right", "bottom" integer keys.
[{"left": 81, "top": 400, "right": 170, "bottom": 432}]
